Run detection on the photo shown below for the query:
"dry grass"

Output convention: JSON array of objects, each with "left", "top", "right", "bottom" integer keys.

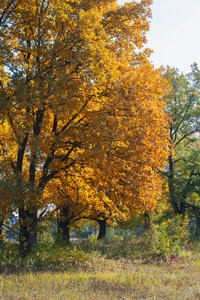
[
  {"left": 1, "top": 223, "right": 200, "bottom": 299},
  {"left": 1, "top": 256, "right": 200, "bottom": 299}
]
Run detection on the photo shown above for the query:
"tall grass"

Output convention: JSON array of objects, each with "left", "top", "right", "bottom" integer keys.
[
  {"left": 0, "top": 217, "right": 200, "bottom": 299},
  {"left": 0, "top": 251, "right": 200, "bottom": 299}
]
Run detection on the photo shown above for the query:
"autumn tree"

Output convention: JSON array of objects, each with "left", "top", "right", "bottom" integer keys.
[
  {"left": 164, "top": 65, "right": 200, "bottom": 226},
  {"left": 0, "top": 0, "right": 169, "bottom": 254},
  {"left": 45, "top": 61, "right": 170, "bottom": 241}
]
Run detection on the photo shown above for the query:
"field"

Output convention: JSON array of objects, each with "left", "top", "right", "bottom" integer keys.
[
  {"left": 1, "top": 256, "right": 200, "bottom": 299},
  {"left": 0, "top": 234, "right": 200, "bottom": 300}
]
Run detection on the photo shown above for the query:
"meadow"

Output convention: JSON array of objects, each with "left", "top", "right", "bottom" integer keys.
[
  {"left": 1, "top": 256, "right": 200, "bottom": 300},
  {"left": 0, "top": 226, "right": 200, "bottom": 300}
]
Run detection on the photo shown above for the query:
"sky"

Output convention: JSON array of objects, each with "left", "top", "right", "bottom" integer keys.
[{"left": 117, "top": 0, "right": 200, "bottom": 74}]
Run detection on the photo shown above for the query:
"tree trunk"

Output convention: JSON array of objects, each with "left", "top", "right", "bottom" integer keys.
[
  {"left": 0, "top": 219, "right": 3, "bottom": 246},
  {"left": 57, "top": 205, "right": 70, "bottom": 243},
  {"left": 180, "top": 201, "right": 186, "bottom": 218},
  {"left": 97, "top": 219, "right": 107, "bottom": 240},
  {"left": 144, "top": 212, "right": 150, "bottom": 230},
  {"left": 19, "top": 207, "right": 38, "bottom": 256},
  {"left": 196, "top": 214, "right": 200, "bottom": 237},
  {"left": 168, "top": 155, "right": 181, "bottom": 215}
]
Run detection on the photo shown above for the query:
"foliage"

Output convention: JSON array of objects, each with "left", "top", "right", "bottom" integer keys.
[
  {"left": 0, "top": 0, "right": 169, "bottom": 253},
  {"left": 148, "top": 215, "right": 189, "bottom": 257},
  {"left": 0, "top": 239, "right": 90, "bottom": 273},
  {"left": 163, "top": 65, "right": 200, "bottom": 235},
  {"left": 79, "top": 216, "right": 190, "bottom": 260}
]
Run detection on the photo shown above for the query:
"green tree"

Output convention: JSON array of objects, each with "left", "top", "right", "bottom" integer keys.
[{"left": 164, "top": 65, "right": 200, "bottom": 228}]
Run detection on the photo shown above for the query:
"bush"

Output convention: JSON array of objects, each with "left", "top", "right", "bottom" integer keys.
[
  {"left": 143, "top": 215, "right": 190, "bottom": 258},
  {"left": 0, "top": 238, "right": 90, "bottom": 273}
]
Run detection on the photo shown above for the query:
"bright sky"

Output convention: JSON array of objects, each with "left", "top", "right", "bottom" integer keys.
[{"left": 118, "top": 0, "right": 200, "bottom": 74}]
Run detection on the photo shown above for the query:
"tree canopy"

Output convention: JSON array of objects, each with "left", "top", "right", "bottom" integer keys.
[
  {"left": 164, "top": 65, "right": 200, "bottom": 228},
  {"left": 0, "top": 0, "right": 169, "bottom": 254}
]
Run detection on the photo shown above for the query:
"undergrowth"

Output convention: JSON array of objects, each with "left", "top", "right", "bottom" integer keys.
[{"left": 0, "top": 215, "right": 199, "bottom": 274}]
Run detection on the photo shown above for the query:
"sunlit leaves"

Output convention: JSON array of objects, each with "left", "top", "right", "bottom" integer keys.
[{"left": 0, "top": 0, "right": 169, "bottom": 248}]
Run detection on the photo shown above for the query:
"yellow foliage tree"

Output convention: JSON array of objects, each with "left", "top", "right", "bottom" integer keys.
[{"left": 0, "top": 0, "right": 169, "bottom": 253}]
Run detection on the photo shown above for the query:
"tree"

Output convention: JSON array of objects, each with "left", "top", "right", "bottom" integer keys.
[
  {"left": 164, "top": 65, "right": 200, "bottom": 224},
  {"left": 0, "top": 0, "right": 169, "bottom": 254},
  {"left": 46, "top": 61, "right": 170, "bottom": 241}
]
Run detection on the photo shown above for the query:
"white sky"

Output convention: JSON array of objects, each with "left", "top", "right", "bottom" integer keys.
[{"left": 117, "top": 0, "right": 200, "bottom": 74}]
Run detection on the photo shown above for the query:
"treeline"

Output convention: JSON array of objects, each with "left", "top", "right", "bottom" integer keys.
[{"left": 0, "top": 0, "right": 200, "bottom": 256}]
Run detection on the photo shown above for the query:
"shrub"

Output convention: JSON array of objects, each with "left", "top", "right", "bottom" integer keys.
[{"left": 145, "top": 215, "right": 190, "bottom": 258}]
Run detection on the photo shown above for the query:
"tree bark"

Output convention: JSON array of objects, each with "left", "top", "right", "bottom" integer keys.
[
  {"left": 144, "top": 212, "right": 150, "bottom": 230},
  {"left": 168, "top": 155, "right": 181, "bottom": 215},
  {"left": 196, "top": 214, "right": 200, "bottom": 237},
  {"left": 97, "top": 219, "right": 107, "bottom": 240},
  {"left": 0, "top": 219, "right": 3, "bottom": 245},
  {"left": 57, "top": 205, "right": 70, "bottom": 243},
  {"left": 19, "top": 207, "right": 38, "bottom": 256},
  {"left": 180, "top": 201, "right": 186, "bottom": 218}
]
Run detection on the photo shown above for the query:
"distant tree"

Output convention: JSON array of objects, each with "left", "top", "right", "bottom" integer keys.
[{"left": 164, "top": 65, "right": 200, "bottom": 232}]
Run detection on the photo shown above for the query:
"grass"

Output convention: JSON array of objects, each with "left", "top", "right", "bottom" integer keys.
[
  {"left": 0, "top": 223, "right": 200, "bottom": 299},
  {"left": 0, "top": 255, "right": 200, "bottom": 299}
]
